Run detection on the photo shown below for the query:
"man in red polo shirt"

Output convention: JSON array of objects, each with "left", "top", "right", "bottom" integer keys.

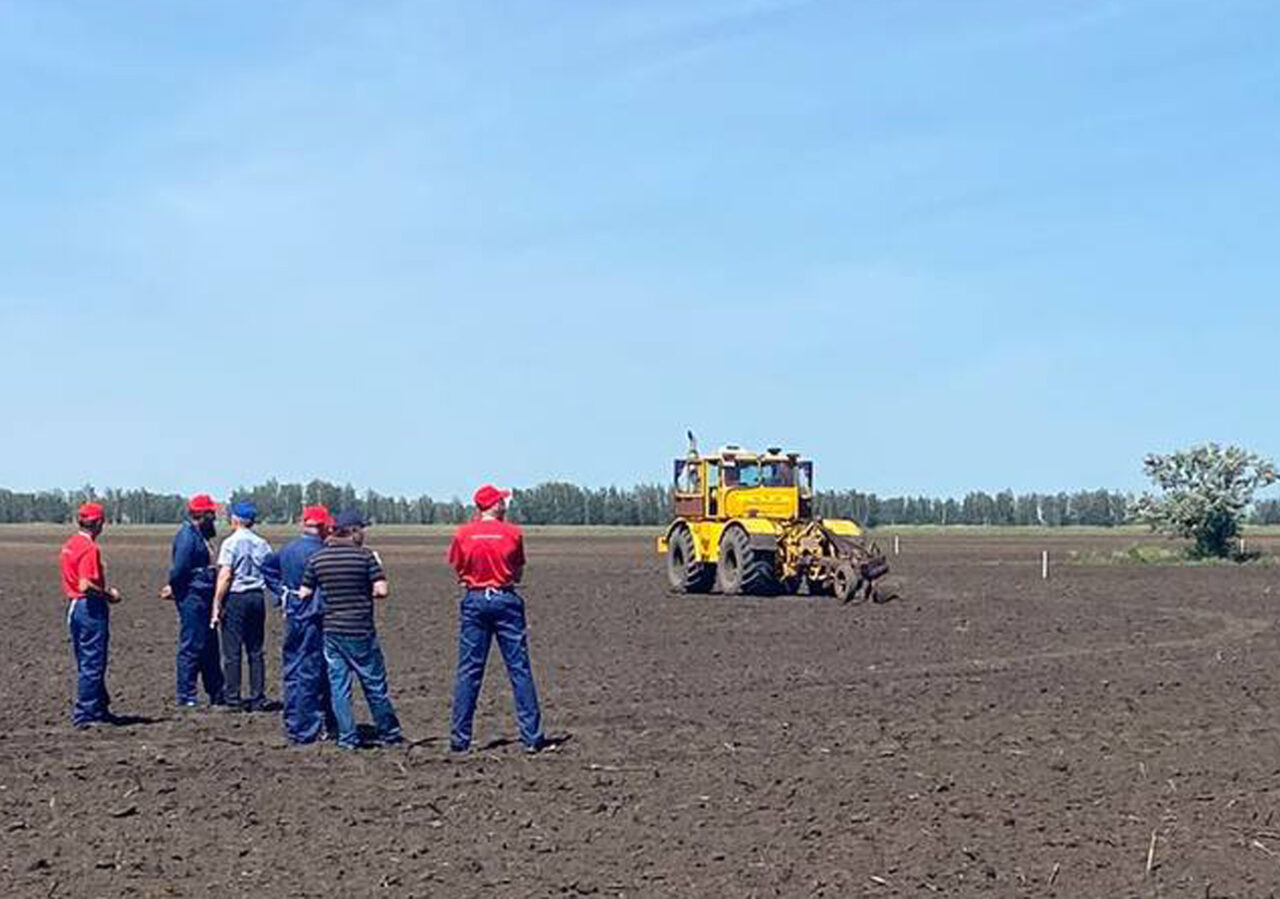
[
  {"left": 59, "top": 502, "right": 124, "bottom": 727},
  {"left": 447, "top": 484, "right": 547, "bottom": 754}
]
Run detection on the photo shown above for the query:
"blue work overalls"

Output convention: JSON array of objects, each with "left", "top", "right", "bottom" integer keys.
[
  {"left": 68, "top": 596, "right": 111, "bottom": 726},
  {"left": 168, "top": 521, "right": 224, "bottom": 706},
  {"left": 270, "top": 535, "right": 334, "bottom": 743}
]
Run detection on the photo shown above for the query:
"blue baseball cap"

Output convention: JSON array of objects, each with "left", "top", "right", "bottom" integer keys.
[
  {"left": 231, "top": 501, "right": 258, "bottom": 522},
  {"left": 334, "top": 509, "right": 367, "bottom": 529}
]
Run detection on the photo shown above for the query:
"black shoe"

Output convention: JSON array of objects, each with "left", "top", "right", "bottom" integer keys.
[
  {"left": 219, "top": 699, "right": 245, "bottom": 713},
  {"left": 525, "top": 734, "right": 571, "bottom": 755}
]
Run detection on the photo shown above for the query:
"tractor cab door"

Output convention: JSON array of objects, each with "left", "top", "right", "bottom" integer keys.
[
  {"left": 672, "top": 460, "right": 704, "bottom": 519},
  {"left": 797, "top": 460, "right": 815, "bottom": 519},
  {"left": 705, "top": 462, "right": 721, "bottom": 518}
]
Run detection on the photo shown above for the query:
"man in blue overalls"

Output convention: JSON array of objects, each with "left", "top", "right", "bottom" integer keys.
[
  {"left": 160, "top": 494, "right": 225, "bottom": 708},
  {"left": 265, "top": 504, "right": 336, "bottom": 744}
]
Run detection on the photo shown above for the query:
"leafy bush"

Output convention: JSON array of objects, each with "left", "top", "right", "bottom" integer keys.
[{"left": 1133, "top": 444, "right": 1276, "bottom": 558}]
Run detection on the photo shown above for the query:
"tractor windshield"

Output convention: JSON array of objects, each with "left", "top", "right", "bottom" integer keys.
[
  {"left": 760, "top": 461, "right": 794, "bottom": 487},
  {"left": 723, "top": 462, "right": 759, "bottom": 488}
]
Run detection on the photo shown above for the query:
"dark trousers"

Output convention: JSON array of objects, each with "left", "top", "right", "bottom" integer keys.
[
  {"left": 176, "top": 593, "right": 224, "bottom": 705},
  {"left": 323, "top": 632, "right": 401, "bottom": 749},
  {"left": 220, "top": 590, "right": 265, "bottom": 704},
  {"left": 68, "top": 597, "right": 110, "bottom": 726},
  {"left": 451, "top": 588, "right": 542, "bottom": 750},
  {"left": 282, "top": 616, "right": 334, "bottom": 743}
]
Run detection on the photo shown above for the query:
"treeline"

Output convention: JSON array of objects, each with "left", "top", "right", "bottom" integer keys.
[
  {"left": 815, "top": 489, "right": 1132, "bottom": 527},
  {"left": 1254, "top": 499, "right": 1280, "bottom": 525},
  {"left": 1, "top": 480, "right": 1274, "bottom": 528},
  {"left": 0, "top": 486, "right": 189, "bottom": 524}
]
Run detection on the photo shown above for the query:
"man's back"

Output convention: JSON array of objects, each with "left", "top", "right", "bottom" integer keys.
[
  {"left": 218, "top": 528, "right": 272, "bottom": 592},
  {"left": 448, "top": 518, "right": 525, "bottom": 589},
  {"left": 276, "top": 534, "right": 327, "bottom": 618},
  {"left": 303, "top": 543, "right": 385, "bottom": 637}
]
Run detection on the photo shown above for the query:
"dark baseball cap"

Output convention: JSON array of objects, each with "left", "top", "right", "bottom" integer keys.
[{"left": 334, "top": 509, "right": 368, "bottom": 529}]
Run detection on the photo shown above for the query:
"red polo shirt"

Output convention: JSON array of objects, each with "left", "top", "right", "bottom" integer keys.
[
  {"left": 60, "top": 532, "right": 104, "bottom": 600},
  {"left": 448, "top": 518, "right": 525, "bottom": 589}
]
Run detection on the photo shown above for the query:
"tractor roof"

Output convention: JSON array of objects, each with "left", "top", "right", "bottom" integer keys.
[{"left": 691, "top": 445, "right": 803, "bottom": 463}]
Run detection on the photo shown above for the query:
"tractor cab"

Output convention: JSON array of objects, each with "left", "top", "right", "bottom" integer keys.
[{"left": 673, "top": 444, "right": 815, "bottom": 523}]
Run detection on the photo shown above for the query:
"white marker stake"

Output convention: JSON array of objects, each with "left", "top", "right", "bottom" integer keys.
[
  {"left": 894, "top": 535, "right": 900, "bottom": 556},
  {"left": 1042, "top": 550, "right": 1049, "bottom": 581}
]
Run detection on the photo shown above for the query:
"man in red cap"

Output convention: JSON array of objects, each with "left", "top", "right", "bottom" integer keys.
[
  {"left": 58, "top": 502, "right": 124, "bottom": 727},
  {"left": 447, "top": 485, "right": 547, "bottom": 753},
  {"left": 264, "top": 505, "right": 338, "bottom": 743},
  {"left": 160, "top": 494, "right": 225, "bottom": 708}
]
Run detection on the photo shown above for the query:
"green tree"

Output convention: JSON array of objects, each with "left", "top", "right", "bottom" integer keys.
[{"left": 1134, "top": 444, "right": 1277, "bottom": 558}]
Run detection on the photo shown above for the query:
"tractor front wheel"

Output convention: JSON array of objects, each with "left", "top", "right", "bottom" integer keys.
[
  {"left": 716, "top": 526, "right": 780, "bottom": 596},
  {"left": 667, "top": 526, "right": 715, "bottom": 593}
]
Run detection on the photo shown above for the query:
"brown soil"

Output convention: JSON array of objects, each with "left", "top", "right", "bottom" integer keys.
[{"left": 3, "top": 527, "right": 1280, "bottom": 897}]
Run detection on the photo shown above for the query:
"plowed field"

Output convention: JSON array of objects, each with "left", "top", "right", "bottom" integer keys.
[{"left": 3, "top": 527, "right": 1280, "bottom": 897}]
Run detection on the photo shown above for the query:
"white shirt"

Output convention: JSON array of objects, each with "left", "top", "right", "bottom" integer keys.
[{"left": 217, "top": 527, "right": 273, "bottom": 593}]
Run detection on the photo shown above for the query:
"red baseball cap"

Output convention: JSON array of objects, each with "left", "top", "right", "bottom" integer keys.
[
  {"left": 473, "top": 484, "right": 511, "bottom": 511},
  {"left": 78, "top": 502, "right": 105, "bottom": 523},
  {"left": 302, "top": 504, "right": 334, "bottom": 527},
  {"left": 188, "top": 494, "right": 218, "bottom": 514}
]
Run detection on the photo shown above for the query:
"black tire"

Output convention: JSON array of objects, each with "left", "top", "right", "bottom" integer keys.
[
  {"left": 832, "top": 561, "right": 866, "bottom": 604},
  {"left": 667, "top": 526, "right": 715, "bottom": 593},
  {"left": 716, "top": 526, "right": 780, "bottom": 596}
]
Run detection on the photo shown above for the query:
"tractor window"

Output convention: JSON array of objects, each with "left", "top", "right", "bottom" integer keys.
[
  {"left": 760, "top": 461, "right": 794, "bottom": 487},
  {"left": 734, "top": 463, "right": 760, "bottom": 488}
]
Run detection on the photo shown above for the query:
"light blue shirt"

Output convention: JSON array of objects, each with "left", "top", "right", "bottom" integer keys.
[{"left": 217, "top": 527, "right": 273, "bottom": 592}]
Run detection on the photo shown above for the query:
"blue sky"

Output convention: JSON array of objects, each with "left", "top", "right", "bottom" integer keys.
[{"left": 2, "top": 0, "right": 1278, "bottom": 499}]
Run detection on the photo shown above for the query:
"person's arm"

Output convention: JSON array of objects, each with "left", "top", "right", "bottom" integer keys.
[
  {"left": 210, "top": 538, "right": 234, "bottom": 626},
  {"left": 447, "top": 534, "right": 466, "bottom": 583},
  {"left": 211, "top": 566, "right": 232, "bottom": 626},
  {"left": 79, "top": 548, "right": 121, "bottom": 603},
  {"left": 261, "top": 550, "right": 283, "bottom": 604},
  {"left": 369, "top": 550, "right": 389, "bottom": 599},
  {"left": 161, "top": 528, "right": 193, "bottom": 600},
  {"left": 297, "top": 557, "right": 317, "bottom": 601},
  {"left": 511, "top": 531, "right": 526, "bottom": 584}
]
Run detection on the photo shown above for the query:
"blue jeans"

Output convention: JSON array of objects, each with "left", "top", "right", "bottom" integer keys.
[
  {"left": 283, "top": 617, "right": 335, "bottom": 744},
  {"left": 451, "top": 588, "right": 542, "bottom": 750},
  {"left": 68, "top": 597, "right": 110, "bottom": 726},
  {"left": 175, "top": 592, "right": 224, "bottom": 705},
  {"left": 323, "top": 633, "right": 401, "bottom": 748}
]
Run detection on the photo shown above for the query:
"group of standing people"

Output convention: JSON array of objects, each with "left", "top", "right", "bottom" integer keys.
[{"left": 58, "top": 485, "right": 551, "bottom": 753}]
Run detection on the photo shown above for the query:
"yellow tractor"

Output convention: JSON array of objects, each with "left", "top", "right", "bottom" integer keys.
[{"left": 657, "top": 434, "right": 891, "bottom": 602}]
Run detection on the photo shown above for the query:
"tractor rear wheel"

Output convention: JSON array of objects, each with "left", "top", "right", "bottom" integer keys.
[
  {"left": 716, "top": 526, "right": 780, "bottom": 596},
  {"left": 667, "top": 526, "right": 715, "bottom": 593}
]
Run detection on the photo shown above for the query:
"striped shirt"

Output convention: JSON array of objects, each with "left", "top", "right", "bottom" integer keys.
[{"left": 301, "top": 542, "right": 386, "bottom": 637}]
